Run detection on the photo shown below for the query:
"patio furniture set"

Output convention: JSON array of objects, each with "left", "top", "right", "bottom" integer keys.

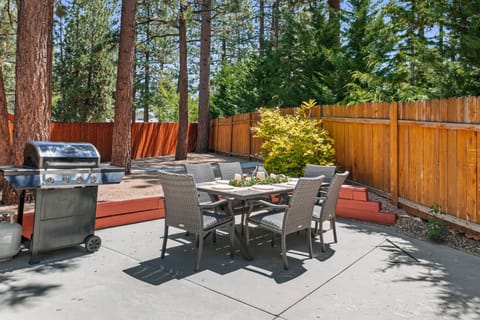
[{"left": 159, "top": 162, "right": 348, "bottom": 271}]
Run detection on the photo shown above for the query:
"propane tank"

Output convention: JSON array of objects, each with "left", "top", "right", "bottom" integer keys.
[{"left": 0, "top": 212, "right": 22, "bottom": 261}]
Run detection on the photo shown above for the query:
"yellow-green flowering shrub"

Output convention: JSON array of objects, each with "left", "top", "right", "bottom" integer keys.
[{"left": 253, "top": 99, "right": 335, "bottom": 177}]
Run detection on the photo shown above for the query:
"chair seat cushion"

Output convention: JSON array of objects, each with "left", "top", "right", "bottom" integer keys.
[
  {"left": 248, "top": 210, "right": 285, "bottom": 231},
  {"left": 202, "top": 211, "right": 232, "bottom": 230},
  {"left": 312, "top": 205, "right": 323, "bottom": 220}
]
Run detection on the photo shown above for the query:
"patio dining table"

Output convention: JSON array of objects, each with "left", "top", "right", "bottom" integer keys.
[
  {"left": 196, "top": 179, "right": 298, "bottom": 260},
  {"left": 196, "top": 179, "right": 297, "bottom": 202}
]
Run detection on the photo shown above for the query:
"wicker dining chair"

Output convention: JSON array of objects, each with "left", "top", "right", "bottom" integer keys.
[
  {"left": 158, "top": 171, "right": 235, "bottom": 272},
  {"left": 304, "top": 164, "right": 337, "bottom": 197},
  {"left": 184, "top": 163, "right": 216, "bottom": 204},
  {"left": 244, "top": 176, "right": 324, "bottom": 270},
  {"left": 218, "top": 162, "right": 243, "bottom": 180},
  {"left": 312, "top": 171, "right": 349, "bottom": 252},
  {"left": 303, "top": 164, "right": 337, "bottom": 182}
]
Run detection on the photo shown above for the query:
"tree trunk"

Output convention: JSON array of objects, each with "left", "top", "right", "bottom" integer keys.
[
  {"left": 327, "top": 0, "right": 340, "bottom": 12},
  {"left": 195, "top": 0, "right": 211, "bottom": 153},
  {"left": 13, "top": 0, "right": 54, "bottom": 166},
  {"left": 327, "top": 0, "right": 340, "bottom": 45},
  {"left": 271, "top": 0, "right": 280, "bottom": 49},
  {"left": 144, "top": 50, "right": 150, "bottom": 122},
  {"left": 175, "top": 3, "right": 188, "bottom": 160},
  {"left": 111, "top": 0, "right": 136, "bottom": 174},
  {"left": 259, "top": 0, "right": 265, "bottom": 55},
  {"left": 6, "top": 0, "right": 53, "bottom": 205},
  {"left": 143, "top": 4, "right": 151, "bottom": 123}
]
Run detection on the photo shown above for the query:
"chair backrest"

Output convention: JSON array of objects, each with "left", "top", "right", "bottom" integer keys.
[
  {"left": 284, "top": 176, "right": 325, "bottom": 234},
  {"left": 304, "top": 164, "right": 337, "bottom": 182},
  {"left": 218, "top": 162, "right": 243, "bottom": 180},
  {"left": 320, "top": 171, "right": 349, "bottom": 222},
  {"left": 158, "top": 171, "right": 203, "bottom": 234},
  {"left": 184, "top": 163, "right": 216, "bottom": 203},
  {"left": 184, "top": 163, "right": 216, "bottom": 183}
]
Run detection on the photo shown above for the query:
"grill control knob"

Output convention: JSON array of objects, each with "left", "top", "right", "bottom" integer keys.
[
  {"left": 91, "top": 175, "right": 97, "bottom": 183},
  {"left": 62, "top": 176, "right": 70, "bottom": 184},
  {"left": 76, "top": 176, "right": 84, "bottom": 184},
  {"left": 46, "top": 177, "right": 55, "bottom": 185}
]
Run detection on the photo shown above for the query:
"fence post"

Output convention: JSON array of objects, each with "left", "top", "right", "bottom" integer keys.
[
  {"left": 216, "top": 119, "right": 219, "bottom": 153},
  {"left": 390, "top": 102, "right": 399, "bottom": 205},
  {"left": 248, "top": 112, "right": 252, "bottom": 160}
]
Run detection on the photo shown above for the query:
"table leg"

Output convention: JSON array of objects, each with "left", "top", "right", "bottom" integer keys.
[{"left": 228, "top": 201, "right": 252, "bottom": 260}]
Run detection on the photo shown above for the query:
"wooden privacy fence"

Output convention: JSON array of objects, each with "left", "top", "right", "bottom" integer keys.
[
  {"left": 209, "top": 97, "right": 480, "bottom": 233},
  {"left": 9, "top": 122, "right": 197, "bottom": 162}
]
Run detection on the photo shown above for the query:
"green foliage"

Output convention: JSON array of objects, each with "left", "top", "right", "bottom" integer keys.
[
  {"left": 210, "top": 59, "right": 260, "bottom": 118},
  {"left": 148, "top": 78, "right": 198, "bottom": 122},
  {"left": 53, "top": 0, "right": 119, "bottom": 122},
  {"left": 253, "top": 99, "right": 335, "bottom": 177},
  {"left": 0, "top": 0, "right": 17, "bottom": 112},
  {"left": 228, "top": 174, "right": 289, "bottom": 187},
  {"left": 426, "top": 203, "right": 449, "bottom": 242}
]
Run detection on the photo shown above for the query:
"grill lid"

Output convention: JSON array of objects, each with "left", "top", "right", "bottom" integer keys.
[{"left": 24, "top": 141, "right": 100, "bottom": 169}]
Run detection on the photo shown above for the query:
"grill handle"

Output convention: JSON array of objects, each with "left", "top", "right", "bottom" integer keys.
[{"left": 45, "top": 161, "right": 97, "bottom": 168}]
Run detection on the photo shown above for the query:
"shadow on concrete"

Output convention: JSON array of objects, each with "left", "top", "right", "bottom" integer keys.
[
  {"left": 0, "top": 246, "right": 87, "bottom": 308},
  {"left": 123, "top": 227, "right": 332, "bottom": 285},
  {"left": 340, "top": 218, "right": 480, "bottom": 319}
]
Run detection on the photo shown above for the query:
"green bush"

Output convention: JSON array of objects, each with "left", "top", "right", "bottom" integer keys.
[
  {"left": 426, "top": 203, "right": 449, "bottom": 242},
  {"left": 253, "top": 99, "right": 335, "bottom": 177}
]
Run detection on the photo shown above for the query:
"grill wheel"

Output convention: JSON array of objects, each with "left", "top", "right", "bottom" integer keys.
[{"left": 85, "top": 235, "right": 102, "bottom": 253}]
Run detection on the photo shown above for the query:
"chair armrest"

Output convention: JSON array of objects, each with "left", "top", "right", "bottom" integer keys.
[
  {"left": 246, "top": 199, "right": 289, "bottom": 210},
  {"left": 199, "top": 198, "right": 228, "bottom": 209}
]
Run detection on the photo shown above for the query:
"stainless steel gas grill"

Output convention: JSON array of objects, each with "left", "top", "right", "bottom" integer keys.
[{"left": 0, "top": 141, "right": 124, "bottom": 263}]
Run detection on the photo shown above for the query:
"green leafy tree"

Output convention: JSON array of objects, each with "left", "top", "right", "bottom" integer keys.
[
  {"left": 53, "top": 0, "right": 119, "bottom": 122},
  {"left": 342, "top": 0, "right": 396, "bottom": 103},
  {"left": 253, "top": 99, "right": 335, "bottom": 177}
]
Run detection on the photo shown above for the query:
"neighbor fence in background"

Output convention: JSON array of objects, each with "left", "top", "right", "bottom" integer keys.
[
  {"left": 9, "top": 122, "right": 197, "bottom": 162},
  {"left": 209, "top": 97, "right": 480, "bottom": 233}
]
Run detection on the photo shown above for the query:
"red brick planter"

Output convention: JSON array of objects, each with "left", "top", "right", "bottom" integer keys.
[{"left": 337, "top": 185, "right": 397, "bottom": 225}]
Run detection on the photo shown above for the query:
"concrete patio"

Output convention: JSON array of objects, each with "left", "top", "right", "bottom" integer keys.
[{"left": 1, "top": 215, "right": 479, "bottom": 320}]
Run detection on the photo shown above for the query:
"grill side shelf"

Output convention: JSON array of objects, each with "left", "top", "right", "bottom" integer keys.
[
  {"left": 100, "top": 166, "right": 125, "bottom": 184},
  {"left": 0, "top": 167, "right": 41, "bottom": 189}
]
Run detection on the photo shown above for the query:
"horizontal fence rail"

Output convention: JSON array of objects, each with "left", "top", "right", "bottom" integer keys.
[{"left": 209, "top": 97, "right": 480, "bottom": 233}]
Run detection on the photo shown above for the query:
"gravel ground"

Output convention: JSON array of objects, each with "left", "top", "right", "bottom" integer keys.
[{"left": 368, "top": 191, "right": 480, "bottom": 257}]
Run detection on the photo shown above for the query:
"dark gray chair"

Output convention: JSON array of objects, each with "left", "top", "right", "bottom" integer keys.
[
  {"left": 217, "top": 161, "right": 251, "bottom": 229},
  {"left": 304, "top": 164, "right": 336, "bottom": 182},
  {"left": 312, "top": 171, "right": 349, "bottom": 251},
  {"left": 218, "top": 162, "right": 243, "bottom": 180},
  {"left": 304, "top": 164, "right": 337, "bottom": 197},
  {"left": 158, "top": 171, "right": 235, "bottom": 272},
  {"left": 184, "top": 163, "right": 216, "bottom": 204},
  {"left": 244, "top": 176, "right": 325, "bottom": 270}
]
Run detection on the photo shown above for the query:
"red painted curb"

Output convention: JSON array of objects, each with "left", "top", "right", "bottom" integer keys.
[
  {"left": 20, "top": 196, "right": 165, "bottom": 239},
  {"left": 20, "top": 187, "right": 398, "bottom": 237}
]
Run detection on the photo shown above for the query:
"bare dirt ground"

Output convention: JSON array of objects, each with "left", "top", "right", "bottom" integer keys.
[{"left": 97, "top": 153, "right": 251, "bottom": 201}]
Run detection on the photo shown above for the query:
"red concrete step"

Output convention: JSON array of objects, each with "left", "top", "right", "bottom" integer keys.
[
  {"left": 337, "top": 185, "right": 397, "bottom": 225},
  {"left": 20, "top": 196, "right": 164, "bottom": 239}
]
